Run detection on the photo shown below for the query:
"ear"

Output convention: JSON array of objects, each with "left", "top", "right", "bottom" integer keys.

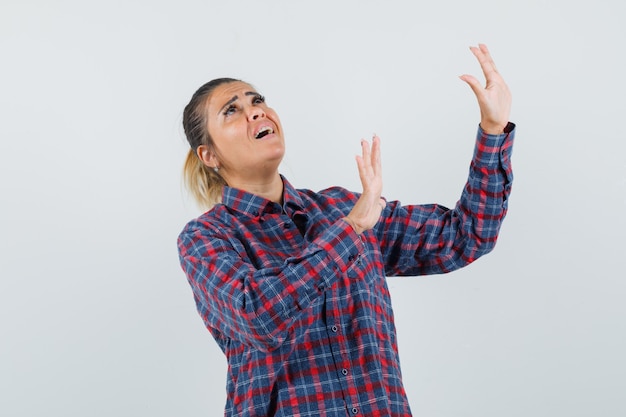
[{"left": 196, "top": 145, "right": 218, "bottom": 169}]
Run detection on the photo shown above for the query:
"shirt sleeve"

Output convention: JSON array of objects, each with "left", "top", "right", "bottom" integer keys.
[
  {"left": 177, "top": 217, "right": 364, "bottom": 353},
  {"left": 376, "top": 123, "right": 515, "bottom": 276}
]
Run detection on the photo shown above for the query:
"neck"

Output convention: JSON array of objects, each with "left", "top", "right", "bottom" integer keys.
[{"left": 226, "top": 172, "right": 284, "bottom": 204}]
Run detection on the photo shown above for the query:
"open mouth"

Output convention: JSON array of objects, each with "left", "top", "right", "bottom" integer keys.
[{"left": 255, "top": 126, "right": 274, "bottom": 139}]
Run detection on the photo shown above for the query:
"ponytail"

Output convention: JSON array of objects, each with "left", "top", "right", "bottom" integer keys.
[{"left": 183, "top": 149, "right": 227, "bottom": 211}]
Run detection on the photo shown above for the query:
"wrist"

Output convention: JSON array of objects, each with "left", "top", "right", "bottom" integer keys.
[
  {"left": 479, "top": 122, "right": 506, "bottom": 135},
  {"left": 342, "top": 217, "right": 361, "bottom": 235}
]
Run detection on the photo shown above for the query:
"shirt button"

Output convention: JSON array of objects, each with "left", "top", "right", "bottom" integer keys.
[
  {"left": 331, "top": 325, "right": 338, "bottom": 332},
  {"left": 284, "top": 222, "right": 291, "bottom": 229},
  {"left": 351, "top": 407, "right": 358, "bottom": 414},
  {"left": 341, "top": 368, "right": 348, "bottom": 376}
]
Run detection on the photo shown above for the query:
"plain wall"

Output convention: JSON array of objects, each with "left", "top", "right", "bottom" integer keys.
[{"left": 1, "top": 0, "right": 625, "bottom": 416}]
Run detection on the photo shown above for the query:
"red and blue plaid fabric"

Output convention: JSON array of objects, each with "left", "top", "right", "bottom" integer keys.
[{"left": 178, "top": 124, "right": 515, "bottom": 417}]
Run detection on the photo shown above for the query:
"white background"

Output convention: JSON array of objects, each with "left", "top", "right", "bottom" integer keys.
[{"left": 1, "top": 1, "right": 625, "bottom": 416}]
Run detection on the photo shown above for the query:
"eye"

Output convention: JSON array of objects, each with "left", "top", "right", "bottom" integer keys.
[
  {"left": 252, "top": 94, "right": 265, "bottom": 105},
  {"left": 223, "top": 104, "right": 237, "bottom": 116}
]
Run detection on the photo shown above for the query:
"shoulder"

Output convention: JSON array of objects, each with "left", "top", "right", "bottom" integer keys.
[
  {"left": 177, "top": 205, "right": 245, "bottom": 261},
  {"left": 178, "top": 205, "right": 231, "bottom": 242}
]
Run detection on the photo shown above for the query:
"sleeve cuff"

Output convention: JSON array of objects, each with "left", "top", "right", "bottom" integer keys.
[
  {"left": 312, "top": 219, "right": 364, "bottom": 291},
  {"left": 473, "top": 122, "right": 516, "bottom": 166}
]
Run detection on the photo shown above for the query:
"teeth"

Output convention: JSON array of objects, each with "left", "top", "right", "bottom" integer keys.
[{"left": 255, "top": 127, "right": 274, "bottom": 139}]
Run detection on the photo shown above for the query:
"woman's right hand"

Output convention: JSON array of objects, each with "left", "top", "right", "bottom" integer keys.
[{"left": 343, "top": 135, "right": 386, "bottom": 235}]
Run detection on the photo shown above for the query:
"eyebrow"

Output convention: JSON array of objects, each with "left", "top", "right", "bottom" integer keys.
[{"left": 218, "top": 91, "right": 260, "bottom": 115}]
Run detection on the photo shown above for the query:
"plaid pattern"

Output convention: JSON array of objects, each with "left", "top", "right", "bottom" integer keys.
[{"left": 178, "top": 125, "right": 515, "bottom": 417}]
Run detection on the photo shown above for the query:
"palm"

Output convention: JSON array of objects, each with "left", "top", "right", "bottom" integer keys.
[{"left": 460, "top": 44, "right": 512, "bottom": 134}]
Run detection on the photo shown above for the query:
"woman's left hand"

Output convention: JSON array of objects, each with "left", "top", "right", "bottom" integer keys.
[
  {"left": 343, "top": 135, "right": 386, "bottom": 235},
  {"left": 459, "top": 44, "right": 512, "bottom": 134}
]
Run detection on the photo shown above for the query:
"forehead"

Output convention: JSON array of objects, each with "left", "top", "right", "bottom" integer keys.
[{"left": 207, "top": 81, "right": 256, "bottom": 108}]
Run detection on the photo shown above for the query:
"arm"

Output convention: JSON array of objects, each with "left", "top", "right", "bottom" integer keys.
[
  {"left": 178, "top": 217, "right": 363, "bottom": 353},
  {"left": 345, "top": 44, "right": 511, "bottom": 234},
  {"left": 347, "top": 44, "right": 514, "bottom": 273},
  {"left": 377, "top": 124, "right": 514, "bottom": 276}
]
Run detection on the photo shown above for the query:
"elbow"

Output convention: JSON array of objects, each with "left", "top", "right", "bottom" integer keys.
[
  {"left": 462, "top": 213, "right": 504, "bottom": 262},
  {"left": 197, "top": 293, "right": 289, "bottom": 353},
  {"left": 233, "top": 307, "right": 292, "bottom": 353},
  {"left": 463, "top": 231, "right": 500, "bottom": 266},
  {"left": 248, "top": 317, "right": 289, "bottom": 353}
]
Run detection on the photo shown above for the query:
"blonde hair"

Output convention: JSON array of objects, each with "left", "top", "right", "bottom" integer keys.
[
  {"left": 182, "top": 78, "right": 240, "bottom": 210},
  {"left": 183, "top": 149, "right": 227, "bottom": 210}
]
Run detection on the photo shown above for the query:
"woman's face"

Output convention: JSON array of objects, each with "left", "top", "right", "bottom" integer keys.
[{"left": 201, "top": 81, "right": 285, "bottom": 187}]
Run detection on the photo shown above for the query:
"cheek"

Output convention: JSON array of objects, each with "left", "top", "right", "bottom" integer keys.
[
  {"left": 212, "top": 123, "right": 245, "bottom": 146},
  {"left": 268, "top": 110, "right": 283, "bottom": 131}
]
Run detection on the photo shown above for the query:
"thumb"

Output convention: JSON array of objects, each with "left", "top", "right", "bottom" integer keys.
[{"left": 459, "top": 74, "right": 483, "bottom": 98}]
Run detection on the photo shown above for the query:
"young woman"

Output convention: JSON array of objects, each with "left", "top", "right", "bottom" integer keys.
[{"left": 178, "top": 44, "right": 514, "bottom": 417}]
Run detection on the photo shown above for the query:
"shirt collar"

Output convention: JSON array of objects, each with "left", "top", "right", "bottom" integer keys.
[{"left": 221, "top": 175, "right": 304, "bottom": 218}]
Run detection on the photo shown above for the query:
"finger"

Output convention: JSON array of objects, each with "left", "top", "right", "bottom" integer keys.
[
  {"left": 361, "top": 139, "right": 373, "bottom": 175},
  {"left": 470, "top": 44, "right": 499, "bottom": 83},
  {"left": 472, "top": 44, "right": 496, "bottom": 72},
  {"left": 478, "top": 44, "right": 497, "bottom": 72},
  {"left": 371, "top": 135, "right": 382, "bottom": 175},
  {"left": 356, "top": 141, "right": 372, "bottom": 184},
  {"left": 459, "top": 74, "right": 484, "bottom": 99},
  {"left": 478, "top": 43, "right": 498, "bottom": 72},
  {"left": 355, "top": 154, "right": 368, "bottom": 187}
]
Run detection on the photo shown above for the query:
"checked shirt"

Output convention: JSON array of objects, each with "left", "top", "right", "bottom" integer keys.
[{"left": 178, "top": 124, "right": 515, "bottom": 417}]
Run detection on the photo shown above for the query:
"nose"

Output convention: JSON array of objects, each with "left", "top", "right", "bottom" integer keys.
[{"left": 246, "top": 105, "right": 265, "bottom": 122}]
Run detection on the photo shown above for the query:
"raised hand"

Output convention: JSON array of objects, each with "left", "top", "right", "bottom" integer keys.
[
  {"left": 343, "top": 136, "right": 386, "bottom": 235},
  {"left": 459, "top": 44, "right": 512, "bottom": 134}
]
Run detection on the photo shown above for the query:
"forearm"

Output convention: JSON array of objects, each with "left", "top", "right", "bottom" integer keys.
[
  {"left": 454, "top": 123, "right": 515, "bottom": 257},
  {"left": 378, "top": 123, "right": 515, "bottom": 276},
  {"left": 179, "top": 217, "right": 363, "bottom": 352}
]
